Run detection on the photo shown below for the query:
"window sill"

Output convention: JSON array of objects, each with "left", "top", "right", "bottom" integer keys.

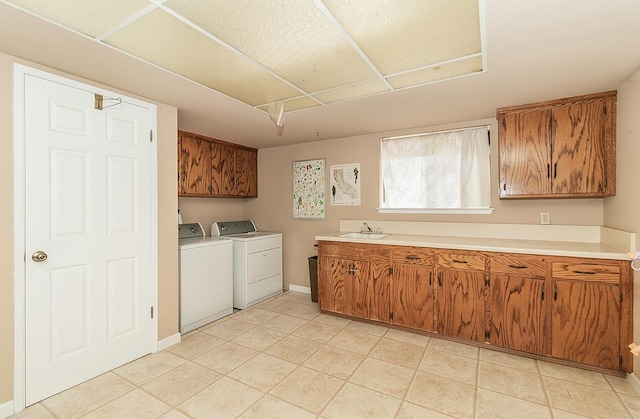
[{"left": 378, "top": 207, "right": 495, "bottom": 215}]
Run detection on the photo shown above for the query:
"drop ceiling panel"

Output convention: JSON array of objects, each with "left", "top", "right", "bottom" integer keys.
[
  {"left": 313, "top": 79, "right": 390, "bottom": 104},
  {"left": 324, "top": 0, "right": 482, "bottom": 75},
  {"left": 165, "top": 0, "right": 380, "bottom": 93},
  {"left": 259, "top": 96, "right": 320, "bottom": 113},
  {"left": 7, "top": 0, "right": 151, "bottom": 38},
  {"left": 103, "top": 8, "right": 300, "bottom": 106},
  {"left": 387, "top": 56, "right": 484, "bottom": 89}
]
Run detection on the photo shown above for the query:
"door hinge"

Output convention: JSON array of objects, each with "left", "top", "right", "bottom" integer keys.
[
  {"left": 604, "top": 179, "right": 608, "bottom": 188},
  {"left": 484, "top": 330, "right": 490, "bottom": 340},
  {"left": 150, "top": 130, "right": 153, "bottom": 143},
  {"left": 389, "top": 312, "right": 394, "bottom": 321},
  {"left": 151, "top": 306, "right": 154, "bottom": 319}
]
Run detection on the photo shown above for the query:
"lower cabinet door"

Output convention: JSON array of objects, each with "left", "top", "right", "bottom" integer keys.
[
  {"left": 489, "top": 274, "right": 545, "bottom": 355},
  {"left": 353, "top": 261, "right": 390, "bottom": 323},
  {"left": 436, "top": 268, "right": 485, "bottom": 341},
  {"left": 391, "top": 264, "right": 434, "bottom": 331},
  {"left": 551, "top": 279, "right": 621, "bottom": 370},
  {"left": 317, "top": 257, "right": 354, "bottom": 316}
]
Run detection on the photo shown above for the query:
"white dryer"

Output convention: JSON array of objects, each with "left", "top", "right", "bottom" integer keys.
[
  {"left": 178, "top": 223, "right": 233, "bottom": 333},
  {"left": 211, "top": 220, "right": 283, "bottom": 309}
]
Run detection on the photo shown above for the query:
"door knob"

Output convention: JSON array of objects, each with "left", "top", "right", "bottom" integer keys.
[{"left": 32, "top": 251, "right": 48, "bottom": 262}]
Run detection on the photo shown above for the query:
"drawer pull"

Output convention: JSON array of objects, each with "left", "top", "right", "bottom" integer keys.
[
  {"left": 508, "top": 264, "right": 527, "bottom": 269},
  {"left": 452, "top": 259, "right": 468, "bottom": 264},
  {"left": 405, "top": 255, "right": 420, "bottom": 260},
  {"left": 572, "top": 270, "right": 596, "bottom": 275}
]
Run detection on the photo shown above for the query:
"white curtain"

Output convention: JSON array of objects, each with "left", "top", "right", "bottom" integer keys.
[{"left": 381, "top": 126, "right": 490, "bottom": 209}]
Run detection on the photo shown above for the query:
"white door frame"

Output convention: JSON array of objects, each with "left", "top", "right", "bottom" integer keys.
[{"left": 12, "top": 63, "right": 159, "bottom": 412}]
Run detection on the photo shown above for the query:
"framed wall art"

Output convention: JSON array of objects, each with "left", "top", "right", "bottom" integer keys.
[{"left": 292, "top": 158, "right": 325, "bottom": 220}]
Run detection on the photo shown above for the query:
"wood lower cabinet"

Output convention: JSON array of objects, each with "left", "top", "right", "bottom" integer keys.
[
  {"left": 317, "top": 240, "right": 632, "bottom": 373},
  {"left": 178, "top": 130, "right": 258, "bottom": 197},
  {"left": 435, "top": 252, "right": 486, "bottom": 342},
  {"left": 317, "top": 242, "right": 390, "bottom": 322},
  {"left": 550, "top": 259, "right": 627, "bottom": 370},
  {"left": 489, "top": 254, "right": 546, "bottom": 355},
  {"left": 390, "top": 247, "right": 435, "bottom": 331}
]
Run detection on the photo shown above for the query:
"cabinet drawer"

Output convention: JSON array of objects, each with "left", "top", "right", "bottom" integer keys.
[
  {"left": 318, "top": 241, "right": 389, "bottom": 263},
  {"left": 437, "top": 252, "right": 485, "bottom": 271},
  {"left": 490, "top": 254, "right": 545, "bottom": 277},
  {"left": 392, "top": 247, "right": 434, "bottom": 266},
  {"left": 552, "top": 260, "right": 620, "bottom": 283}
]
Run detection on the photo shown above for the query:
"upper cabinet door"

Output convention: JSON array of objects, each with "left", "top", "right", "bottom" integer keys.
[
  {"left": 235, "top": 147, "right": 258, "bottom": 198},
  {"left": 499, "top": 108, "right": 552, "bottom": 197},
  {"left": 178, "top": 132, "right": 212, "bottom": 195},
  {"left": 551, "top": 97, "right": 612, "bottom": 195}
]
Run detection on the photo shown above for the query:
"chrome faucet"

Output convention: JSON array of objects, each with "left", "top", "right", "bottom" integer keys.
[{"left": 361, "top": 222, "right": 373, "bottom": 233}]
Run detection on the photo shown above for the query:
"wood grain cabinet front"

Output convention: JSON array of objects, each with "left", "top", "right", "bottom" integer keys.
[
  {"left": 178, "top": 130, "right": 258, "bottom": 198},
  {"left": 316, "top": 241, "right": 632, "bottom": 373},
  {"left": 390, "top": 247, "right": 435, "bottom": 331},
  {"left": 497, "top": 91, "right": 616, "bottom": 198},
  {"left": 550, "top": 258, "right": 630, "bottom": 371},
  {"left": 317, "top": 241, "right": 390, "bottom": 322},
  {"left": 435, "top": 252, "right": 487, "bottom": 342},
  {"left": 488, "top": 254, "right": 546, "bottom": 355}
]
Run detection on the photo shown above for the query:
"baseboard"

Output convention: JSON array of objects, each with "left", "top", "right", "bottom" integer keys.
[
  {"left": 627, "top": 372, "right": 640, "bottom": 395},
  {"left": 157, "top": 333, "right": 181, "bottom": 351},
  {"left": 0, "top": 400, "right": 14, "bottom": 419},
  {"left": 288, "top": 284, "right": 311, "bottom": 294}
]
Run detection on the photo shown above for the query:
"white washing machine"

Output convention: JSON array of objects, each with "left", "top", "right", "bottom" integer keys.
[
  {"left": 211, "top": 220, "right": 283, "bottom": 309},
  {"left": 179, "top": 222, "right": 233, "bottom": 334}
]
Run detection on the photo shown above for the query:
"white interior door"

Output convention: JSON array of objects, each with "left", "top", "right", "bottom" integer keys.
[{"left": 22, "top": 73, "right": 157, "bottom": 405}]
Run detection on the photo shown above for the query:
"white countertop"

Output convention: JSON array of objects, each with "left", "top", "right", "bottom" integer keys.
[{"left": 315, "top": 221, "right": 635, "bottom": 260}]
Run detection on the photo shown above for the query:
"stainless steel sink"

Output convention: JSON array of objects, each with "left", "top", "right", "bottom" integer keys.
[{"left": 338, "top": 232, "right": 389, "bottom": 239}]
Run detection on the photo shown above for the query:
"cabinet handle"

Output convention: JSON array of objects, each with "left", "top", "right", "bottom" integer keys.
[
  {"left": 452, "top": 259, "right": 468, "bottom": 264},
  {"left": 405, "top": 255, "right": 420, "bottom": 260},
  {"left": 541, "top": 284, "right": 545, "bottom": 301},
  {"left": 553, "top": 284, "right": 558, "bottom": 301},
  {"left": 429, "top": 272, "right": 432, "bottom": 286},
  {"left": 554, "top": 162, "right": 557, "bottom": 178},
  {"left": 547, "top": 163, "right": 550, "bottom": 179},
  {"left": 507, "top": 264, "right": 527, "bottom": 269},
  {"left": 572, "top": 270, "right": 596, "bottom": 275},
  {"left": 437, "top": 272, "right": 442, "bottom": 286}
]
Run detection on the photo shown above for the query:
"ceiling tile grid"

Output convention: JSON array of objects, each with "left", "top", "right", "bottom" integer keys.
[{"left": 6, "top": 0, "right": 484, "bottom": 115}]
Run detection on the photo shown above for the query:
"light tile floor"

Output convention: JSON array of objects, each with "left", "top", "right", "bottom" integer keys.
[{"left": 12, "top": 291, "right": 640, "bottom": 418}]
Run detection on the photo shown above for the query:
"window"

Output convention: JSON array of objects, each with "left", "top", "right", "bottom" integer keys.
[{"left": 380, "top": 125, "right": 492, "bottom": 214}]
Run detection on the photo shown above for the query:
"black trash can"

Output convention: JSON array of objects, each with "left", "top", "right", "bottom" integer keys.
[{"left": 308, "top": 255, "right": 318, "bottom": 302}]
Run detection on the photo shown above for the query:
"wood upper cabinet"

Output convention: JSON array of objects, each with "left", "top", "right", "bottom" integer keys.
[
  {"left": 435, "top": 252, "right": 486, "bottom": 342},
  {"left": 317, "top": 241, "right": 390, "bottom": 322},
  {"left": 497, "top": 91, "right": 616, "bottom": 198},
  {"left": 550, "top": 258, "right": 628, "bottom": 370},
  {"left": 488, "top": 254, "right": 546, "bottom": 355},
  {"left": 178, "top": 130, "right": 258, "bottom": 198},
  {"left": 390, "top": 247, "right": 435, "bottom": 331}
]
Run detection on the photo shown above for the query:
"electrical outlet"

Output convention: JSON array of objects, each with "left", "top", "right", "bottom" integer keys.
[{"left": 540, "top": 212, "right": 550, "bottom": 225}]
